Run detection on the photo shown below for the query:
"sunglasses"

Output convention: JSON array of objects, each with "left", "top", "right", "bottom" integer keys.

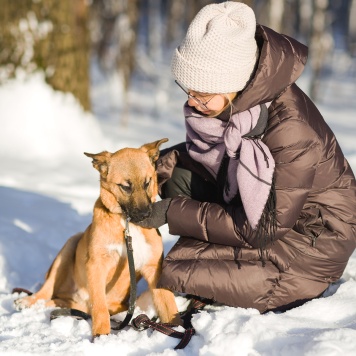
[{"left": 175, "top": 80, "right": 215, "bottom": 111}]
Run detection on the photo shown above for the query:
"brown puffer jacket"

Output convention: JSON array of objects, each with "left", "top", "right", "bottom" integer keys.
[{"left": 157, "top": 25, "right": 356, "bottom": 313}]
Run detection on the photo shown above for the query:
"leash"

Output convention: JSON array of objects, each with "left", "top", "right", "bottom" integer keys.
[
  {"left": 113, "top": 217, "right": 136, "bottom": 330},
  {"left": 131, "top": 314, "right": 195, "bottom": 350},
  {"left": 113, "top": 217, "right": 195, "bottom": 349}
]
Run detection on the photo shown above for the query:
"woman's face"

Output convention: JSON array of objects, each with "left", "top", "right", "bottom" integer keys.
[
  {"left": 187, "top": 90, "right": 229, "bottom": 116},
  {"left": 175, "top": 80, "right": 236, "bottom": 116}
]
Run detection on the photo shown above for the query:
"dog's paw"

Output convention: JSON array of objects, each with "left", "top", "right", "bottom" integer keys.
[
  {"left": 13, "top": 295, "right": 36, "bottom": 311},
  {"left": 91, "top": 318, "right": 111, "bottom": 339},
  {"left": 13, "top": 298, "right": 26, "bottom": 311},
  {"left": 91, "top": 333, "right": 109, "bottom": 343}
]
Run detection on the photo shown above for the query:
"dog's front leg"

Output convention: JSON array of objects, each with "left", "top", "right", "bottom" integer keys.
[
  {"left": 86, "top": 253, "right": 112, "bottom": 338},
  {"left": 141, "top": 260, "right": 181, "bottom": 325}
]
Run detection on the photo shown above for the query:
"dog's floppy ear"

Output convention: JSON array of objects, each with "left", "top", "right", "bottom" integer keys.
[
  {"left": 84, "top": 151, "right": 111, "bottom": 177},
  {"left": 140, "top": 138, "right": 169, "bottom": 164}
]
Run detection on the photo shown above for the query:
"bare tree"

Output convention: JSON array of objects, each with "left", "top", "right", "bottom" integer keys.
[
  {"left": 91, "top": 0, "right": 139, "bottom": 125},
  {"left": 0, "top": 0, "right": 91, "bottom": 111},
  {"left": 166, "top": 0, "right": 187, "bottom": 44},
  {"left": 298, "top": 0, "right": 313, "bottom": 40},
  {"left": 308, "top": 0, "right": 333, "bottom": 101},
  {"left": 348, "top": 0, "right": 356, "bottom": 56},
  {"left": 0, "top": 0, "right": 47, "bottom": 82},
  {"left": 254, "top": 0, "right": 285, "bottom": 32},
  {"left": 166, "top": 0, "right": 216, "bottom": 45}
]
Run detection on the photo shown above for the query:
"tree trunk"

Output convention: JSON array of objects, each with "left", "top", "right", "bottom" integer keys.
[
  {"left": 348, "top": 0, "right": 356, "bottom": 56},
  {"left": 309, "top": 0, "right": 333, "bottom": 101},
  {"left": 0, "top": 0, "right": 34, "bottom": 80},
  {"left": 0, "top": 0, "right": 91, "bottom": 111}
]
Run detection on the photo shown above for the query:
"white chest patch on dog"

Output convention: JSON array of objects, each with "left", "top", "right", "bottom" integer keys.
[
  {"left": 106, "top": 243, "right": 125, "bottom": 256},
  {"left": 128, "top": 222, "right": 153, "bottom": 270},
  {"left": 106, "top": 219, "right": 152, "bottom": 271}
]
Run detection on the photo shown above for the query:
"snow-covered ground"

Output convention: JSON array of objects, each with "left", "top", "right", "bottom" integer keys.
[{"left": 0, "top": 50, "right": 356, "bottom": 355}]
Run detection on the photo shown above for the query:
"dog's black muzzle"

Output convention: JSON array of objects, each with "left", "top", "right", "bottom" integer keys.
[{"left": 122, "top": 206, "right": 152, "bottom": 223}]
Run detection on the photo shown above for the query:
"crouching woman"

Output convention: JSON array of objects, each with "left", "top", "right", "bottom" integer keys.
[{"left": 138, "top": 2, "right": 356, "bottom": 313}]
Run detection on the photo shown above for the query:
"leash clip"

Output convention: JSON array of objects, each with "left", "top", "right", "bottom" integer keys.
[
  {"left": 124, "top": 217, "right": 133, "bottom": 251},
  {"left": 124, "top": 217, "right": 131, "bottom": 237}
]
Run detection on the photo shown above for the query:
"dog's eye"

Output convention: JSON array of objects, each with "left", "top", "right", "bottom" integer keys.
[
  {"left": 144, "top": 178, "right": 151, "bottom": 190},
  {"left": 117, "top": 184, "right": 131, "bottom": 194}
]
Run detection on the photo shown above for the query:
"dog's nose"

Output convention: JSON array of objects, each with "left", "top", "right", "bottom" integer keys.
[{"left": 130, "top": 208, "right": 151, "bottom": 223}]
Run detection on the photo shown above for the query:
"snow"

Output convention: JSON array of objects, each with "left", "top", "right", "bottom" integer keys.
[{"left": 0, "top": 55, "right": 356, "bottom": 355}]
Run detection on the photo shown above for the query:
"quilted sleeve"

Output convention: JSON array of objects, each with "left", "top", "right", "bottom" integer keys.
[{"left": 166, "top": 118, "right": 321, "bottom": 248}]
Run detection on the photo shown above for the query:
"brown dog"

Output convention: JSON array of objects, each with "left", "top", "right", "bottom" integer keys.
[{"left": 15, "top": 138, "right": 180, "bottom": 337}]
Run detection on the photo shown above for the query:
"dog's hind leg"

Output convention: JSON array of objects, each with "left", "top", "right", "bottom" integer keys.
[
  {"left": 14, "top": 232, "right": 82, "bottom": 310},
  {"left": 44, "top": 298, "right": 87, "bottom": 312}
]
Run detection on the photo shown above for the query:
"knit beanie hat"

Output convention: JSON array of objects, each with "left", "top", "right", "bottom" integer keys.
[{"left": 171, "top": 1, "right": 259, "bottom": 94}]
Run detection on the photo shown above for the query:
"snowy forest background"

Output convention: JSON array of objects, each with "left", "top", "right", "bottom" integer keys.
[
  {"left": 1, "top": 1, "right": 356, "bottom": 355},
  {"left": 1, "top": 0, "right": 356, "bottom": 120}
]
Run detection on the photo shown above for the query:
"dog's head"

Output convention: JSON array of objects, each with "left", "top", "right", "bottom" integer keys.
[{"left": 84, "top": 138, "right": 168, "bottom": 223}]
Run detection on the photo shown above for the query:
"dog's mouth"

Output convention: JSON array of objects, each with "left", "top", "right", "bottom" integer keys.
[{"left": 121, "top": 205, "right": 151, "bottom": 224}]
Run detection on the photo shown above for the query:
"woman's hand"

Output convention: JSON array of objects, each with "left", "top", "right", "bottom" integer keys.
[{"left": 135, "top": 199, "right": 172, "bottom": 229}]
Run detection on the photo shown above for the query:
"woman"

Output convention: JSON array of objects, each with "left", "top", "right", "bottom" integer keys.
[{"left": 138, "top": 2, "right": 356, "bottom": 313}]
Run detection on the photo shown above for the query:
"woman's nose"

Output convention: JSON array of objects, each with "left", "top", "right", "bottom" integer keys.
[
  {"left": 187, "top": 97, "right": 196, "bottom": 107},
  {"left": 188, "top": 97, "right": 204, "bottom": 110}
]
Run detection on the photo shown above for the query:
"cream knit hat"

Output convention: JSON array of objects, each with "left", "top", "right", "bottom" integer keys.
[{"left": 171, "top": 1, "right": 259, "bottom": 94}]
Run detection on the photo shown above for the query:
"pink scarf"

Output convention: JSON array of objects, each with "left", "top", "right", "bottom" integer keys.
[{"left": 185, "top": 103, "right": 275, "bottom": 229}]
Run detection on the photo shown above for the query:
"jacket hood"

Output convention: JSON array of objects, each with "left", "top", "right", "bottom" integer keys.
[{"left": 233, "top": 25, "right": 308, "bottom": 112}]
